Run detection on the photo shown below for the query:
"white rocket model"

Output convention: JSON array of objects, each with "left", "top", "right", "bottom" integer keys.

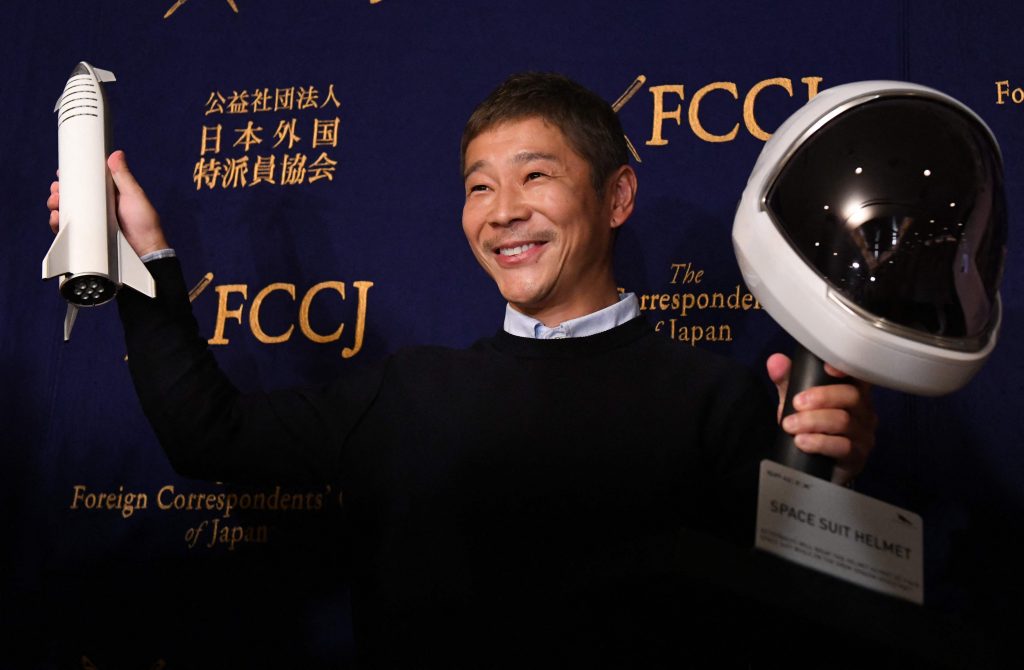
[{"left": 42, "top": 62, "right": 155, "bottom": 341}]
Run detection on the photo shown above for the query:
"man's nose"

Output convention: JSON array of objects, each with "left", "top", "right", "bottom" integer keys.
[{"left": 488, "top": 185, "right": 530, "bottom": 227}]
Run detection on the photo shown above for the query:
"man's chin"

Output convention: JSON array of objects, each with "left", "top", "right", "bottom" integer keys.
[
  {"left": 501, "top": 291, "right": 549, "bottom": 316},
  {"left": 495, "top": 277, "right": 546, "bottom": 306}
]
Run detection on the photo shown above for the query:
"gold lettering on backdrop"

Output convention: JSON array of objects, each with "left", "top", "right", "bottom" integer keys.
[
  {"left": 690, "top": 81, "right": 740, "bottom": 143},
  {"left": 743, "top": 77, "right": 792, "bottom": 141},
  {"left": 646, "top": 84, "right": 685, "bottom": 146},
  {"left": 169, "top": 484, "right": 328, "bottom": 551},
  {"left": 647, "top": 76, "right": 823, "bottom": 145},
  {"left": 275, "top": 86, "right": 295, "bottom": 111},
  {"left": 69, "top": 483, "right": 336, "bottom": 550},
  {"left": 322, "top": 84, "right": 342, "bottom": 108},
  {"left": 204, "top": 518, "right": 269, "bottom": 550},
  {"left": 204, "top": 92, "right": 226, "bottom": 115},
  {"left": 193, "top": 158, "right": 222, "bottom": 188},
  {"left": 195, "top": 80, "right": 342, "bottom": 189},
  {"left": 209, "top": 284, "right": 248, "bottom": 345},
  {"left": 281, "top": 153, "right": 309, "bottom": 184},
  {"left": 654, "top": 320, "right": 734, "bottom": 346},
  {"left": 207, "top": 280, "right": 374, "bottom": 356},
  {"left": 297, "top": 86, "right": 321, "bottom": 109},
  {"left": 155, "top": 484, "right": 326, "bottom": 517},
  {"left": 252, "top": 155, "right": 277, "bottom": 185},
  {"left": 670, "top": 262, "right": 704, "bottom": 285},
  {"left": 802, "top": 75, "right": 823, "bottom": 99},
  {"left": 182, "top": 518, "right": 269, "bottom": 550},
  {"left": 634, "top": 262, "right": 762, "bottom": 347},
  {"left": 70, "top": 484, "right": 149, "bottom": 519},
  {"left": 299, "top": 281, "right": 347, "bottom": 343},
  {"left": 273, "top": 118, "right": 302, "bottom": 149},
  {"left": 308, "top": 152, "right": 339, "bottom": 182},
  {"left": 250, "top": 283, "right": 297, "bottom": 344},
  {"left": 312, "top": 118, "right": 340, "bottom": 148},
  {"left": 233, "top": 121, "right": 264, "bottom": 150},
  {"left": 995, "top": 80, "right": 1024, "bottom": 104},
  {"left": 251, "top": 87, "right": 272, "bottom": 112},
  {"left": 199, "top": 124, "right": 222, "bottom": 155},
  {"left": 222, "top": 156, "right": 249, "bottom": 188},
  {"left": 227, "top": 90, "right": 250, "bottom": 114},
  {"left": 342, "top": 281, "right": 373, "bottom": 359}
]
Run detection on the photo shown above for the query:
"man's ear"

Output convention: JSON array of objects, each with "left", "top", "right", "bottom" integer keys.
[{"left": 607, "top": 165, "right": 638, "bottom": 230}]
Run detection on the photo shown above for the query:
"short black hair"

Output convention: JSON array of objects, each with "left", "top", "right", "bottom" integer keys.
[{"left": 461, "top": 72, "right": 630, "bottom": 193}]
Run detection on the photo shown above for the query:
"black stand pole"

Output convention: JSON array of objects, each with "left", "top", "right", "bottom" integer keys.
[{"left": 772, "top": 342, "right": 843, "bottom": 481}]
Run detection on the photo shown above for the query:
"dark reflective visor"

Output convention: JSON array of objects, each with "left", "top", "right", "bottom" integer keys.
[{"left": 765, "top": 96, "right": 1006, "bottom": 350}]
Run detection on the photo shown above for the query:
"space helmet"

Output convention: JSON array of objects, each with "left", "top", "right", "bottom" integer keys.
[{"left": 733, "top": 81, "right": 1006, "bottom": 395}]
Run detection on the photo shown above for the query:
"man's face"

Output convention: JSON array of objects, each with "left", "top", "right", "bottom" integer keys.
[{"left": 462, "top": 117, "right": 618, "bottom": 324}]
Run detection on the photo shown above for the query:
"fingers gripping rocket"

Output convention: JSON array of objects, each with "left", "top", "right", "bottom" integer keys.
[{"left": 42, "top": 62, "right": 156, "bottom": 341}]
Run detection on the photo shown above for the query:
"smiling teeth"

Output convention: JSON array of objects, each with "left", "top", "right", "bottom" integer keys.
[{"left": 499, "top": 243, "right": 536, "bottom": 257}]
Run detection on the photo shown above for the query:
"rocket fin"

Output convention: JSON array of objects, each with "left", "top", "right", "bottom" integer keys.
[
  {"left": 63, "top": 304, "right": 79, "bottom": 342},
  {"left": 42, "top": 223, "right": 72, "bottom": 279},
  {"left": 116, "top": 230, "right": 156, "bottom": 298},
  {"left": 92, "top": 67, "right": 116, "bottom": 83}
]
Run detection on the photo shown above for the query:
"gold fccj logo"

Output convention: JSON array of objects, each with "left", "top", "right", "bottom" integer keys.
[
  {"left": 163, "top": 0, "right": 382, "bottom": 18},
  {"left": 119, "top": 272, "right": 373, "bottom": 359},
  {"left": 612, "top": 74, "right": 823, "bottom": 156}
]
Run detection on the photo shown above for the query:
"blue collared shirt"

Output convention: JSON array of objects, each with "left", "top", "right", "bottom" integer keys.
[
  {"left": 503, "top": 293, "right": 640, "bottom": 339},
  {"left": 140, "top": 248, "right": 177, "bottom": 263}
]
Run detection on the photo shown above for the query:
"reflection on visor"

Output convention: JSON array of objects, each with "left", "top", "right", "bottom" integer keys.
[{"left": 766, "top": 97, "right": 1006, "bottom": 350}]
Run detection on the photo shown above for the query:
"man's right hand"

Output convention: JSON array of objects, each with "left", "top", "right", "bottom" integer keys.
[{"left": 47, "top": 149, "right": 170, "bottom": 256}]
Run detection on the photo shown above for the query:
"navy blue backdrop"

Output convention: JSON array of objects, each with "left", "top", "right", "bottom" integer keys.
[{"left": 2, "top": 1, "right": 1022, "bottom": 667}]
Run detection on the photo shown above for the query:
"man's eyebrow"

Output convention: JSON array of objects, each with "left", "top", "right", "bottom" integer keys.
[
  {"left": 512, "top": 151, "right": 558, "bottom": 165},
  {"left": 463, "top": 152, "right": 560, "bottom": 181},
  {"left": 463, "top": 160, "right": 487, "bottom": 181}
]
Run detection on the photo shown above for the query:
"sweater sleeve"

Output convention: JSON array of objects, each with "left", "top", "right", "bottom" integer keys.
[
  {"left": 698, "top": 362, "right": 777, "bottom": 545},
  {"left": 116, "top": 257, "right": 383, "bottom": 485}
]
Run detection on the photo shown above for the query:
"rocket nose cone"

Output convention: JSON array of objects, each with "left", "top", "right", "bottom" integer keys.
[{"left": 70, "top": 62, "right": 90, "bottom": 78}]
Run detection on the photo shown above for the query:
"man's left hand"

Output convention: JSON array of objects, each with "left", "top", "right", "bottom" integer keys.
[{"left": 767, "top": 353, "right": 878, "bottom": 485}]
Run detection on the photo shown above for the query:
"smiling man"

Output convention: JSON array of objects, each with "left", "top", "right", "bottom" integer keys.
[
  {"left": 461, "top": 115, "right": 633, "bottom": 326},
  {"left": 48, "top": 72, "right": 874, "bottom": 665}
]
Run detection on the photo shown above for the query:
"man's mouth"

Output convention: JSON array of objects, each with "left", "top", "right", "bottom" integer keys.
[
  {"left": 497, "top": 242, "right": 540, "bottom": 257},
  {"left": 488, "top": 238, "right": 549, "bottom": 266}
]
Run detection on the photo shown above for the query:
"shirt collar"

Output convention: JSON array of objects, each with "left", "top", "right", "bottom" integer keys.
[{"left": 503, "top": 293, "right": 640, "bottom": 339}]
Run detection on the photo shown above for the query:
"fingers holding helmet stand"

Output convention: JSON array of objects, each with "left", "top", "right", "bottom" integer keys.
[{"left": 770, "top": 345, "right": 877, "bottom": 485}]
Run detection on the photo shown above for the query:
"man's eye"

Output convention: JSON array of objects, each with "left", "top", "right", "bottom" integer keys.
[
  {"left": 526, "top": 172, "right": 546, "bottom": 181},
  {"left": 468, "top": 184, "right": 489, "bottom": 193}
]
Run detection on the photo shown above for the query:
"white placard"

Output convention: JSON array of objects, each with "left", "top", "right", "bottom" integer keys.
[{"left": 755, "top": 460, "right": 923, "bottom": 604}]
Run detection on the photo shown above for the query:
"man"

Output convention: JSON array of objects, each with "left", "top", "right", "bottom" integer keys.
[{"left": 48, "top": 72, "right": 874, "bottom": 665}]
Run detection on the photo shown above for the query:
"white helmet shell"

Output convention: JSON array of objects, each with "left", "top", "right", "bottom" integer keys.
[{"left": 733, "top": 81, "right": 1006, "bottom": 396}]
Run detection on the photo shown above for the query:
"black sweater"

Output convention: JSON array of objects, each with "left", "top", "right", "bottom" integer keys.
[{"left": 119, "top": 258, "right": 777, "bottom": 667}]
